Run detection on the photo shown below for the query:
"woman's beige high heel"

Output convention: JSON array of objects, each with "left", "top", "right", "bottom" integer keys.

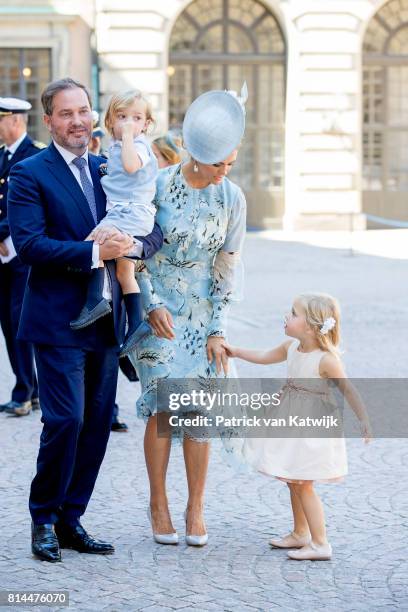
[
  {"left": 147, "top": 507, "right": 179, "bottom": 545},
  {"left": 184, "top": 510, "right": 208, "bottom": 547}
]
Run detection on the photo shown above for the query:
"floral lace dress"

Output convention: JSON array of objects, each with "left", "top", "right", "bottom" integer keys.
[{"left": 130, "top": 164, "right": 246, "bottom": 420}]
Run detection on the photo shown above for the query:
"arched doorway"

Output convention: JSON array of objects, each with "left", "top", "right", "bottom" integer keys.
[
  {"left": 363, "top": 0, "right": 408, "bottom": 223},
  {"left": 168, "top": 0, "right": 286, "bottom": 228}
]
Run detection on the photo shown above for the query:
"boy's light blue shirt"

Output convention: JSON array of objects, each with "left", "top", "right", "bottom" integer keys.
[{"left": 101, "top": 133, "right": 158, "bottom": 204}]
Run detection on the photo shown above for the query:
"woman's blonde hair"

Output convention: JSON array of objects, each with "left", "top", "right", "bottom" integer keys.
[
  {"left": 152, "top": 133, "right": 182, "bottom": 165},
  {"left": 104, "top": 89, "right": 154, "bottom": 135},
  {"left": 295, "top": 293, "right": 341, "bottom": 357}
]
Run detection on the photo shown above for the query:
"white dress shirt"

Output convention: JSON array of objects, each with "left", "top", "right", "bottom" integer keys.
[{"left": 7, "top": 132, "right": 27, "bottom": 157}]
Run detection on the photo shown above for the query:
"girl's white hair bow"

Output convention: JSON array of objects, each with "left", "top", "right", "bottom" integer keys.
[{"left": 320, "top": 317, "right": 336, "bottom": 335}]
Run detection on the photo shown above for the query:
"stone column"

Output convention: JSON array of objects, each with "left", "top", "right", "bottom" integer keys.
[{"left": 285, "top": 0, "right": 377, "bottom": 229}]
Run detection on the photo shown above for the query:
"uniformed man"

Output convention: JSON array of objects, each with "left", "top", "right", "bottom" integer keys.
[{"left": 0, "top": 97, "right": 45, "bottom": 416}]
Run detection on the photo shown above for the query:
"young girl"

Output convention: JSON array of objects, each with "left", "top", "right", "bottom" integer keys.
[
  {"left": 224, "top": 293, "right": 371, "bottom": 561},
  {"left": 151, "top": 132, "right": 182, "bottom": 168},
  {"left": 70, "top": 90, "right": 158, "bottom": 357}
]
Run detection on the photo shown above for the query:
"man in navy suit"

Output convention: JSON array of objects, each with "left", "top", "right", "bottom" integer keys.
[
  {"left": 0, "top": 97, "right": 44, "bottom": 417},
  {"left": 8, "top": 78, "right": 163, "bottom": 562}
]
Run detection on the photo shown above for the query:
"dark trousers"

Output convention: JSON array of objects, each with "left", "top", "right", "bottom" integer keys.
[
  {"left": 30, "top": 342, "right": 119, "bottom": 525},
  {"left": 0, "top": 257, "right": 38, "bottom": 402}
]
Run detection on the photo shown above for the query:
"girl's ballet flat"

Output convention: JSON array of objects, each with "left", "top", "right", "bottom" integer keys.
[
  {"left": 287, "top": 542, "right": 332, "bottom": 560},
  {"left": 269, "top": 532, "right": 311, "bottom": 549}
]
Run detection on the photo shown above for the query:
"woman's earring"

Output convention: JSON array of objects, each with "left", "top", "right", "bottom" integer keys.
[{"left": 193, "top": 161, "right": 199, "bottom": 173}]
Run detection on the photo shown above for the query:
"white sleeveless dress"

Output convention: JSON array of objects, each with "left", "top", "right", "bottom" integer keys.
[{"left": 242, "top": 340, "right": 348, "bottom": 482}]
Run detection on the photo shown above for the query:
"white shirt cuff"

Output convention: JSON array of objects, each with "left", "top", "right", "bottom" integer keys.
[
  {"left": 128, "top": 238, "right": 143, "bottom": 258},
  {"left": 91, "top": 243, "right": 99, "bottom": 268}
]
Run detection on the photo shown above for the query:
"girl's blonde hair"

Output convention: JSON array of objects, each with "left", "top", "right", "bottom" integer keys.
[
  {"left": 152, "top": 133, "right": 182, "bottom": 165},
  {"left": 104, "top": 89, "right": 154, "bottom": 136},
  {"left": 295, "top": 293, "right": 341, "bottom": 357}
]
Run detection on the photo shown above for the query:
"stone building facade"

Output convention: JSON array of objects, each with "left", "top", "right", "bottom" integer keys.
[{"left": 0, "top": 0, "right": 406, "bottom": 229}]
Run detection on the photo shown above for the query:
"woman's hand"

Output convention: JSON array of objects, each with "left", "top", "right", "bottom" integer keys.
[
  {"left": 207, "top": 336, "right": 229, "bottom": 375},
  {"left": 148, "top": 307, "right": 176, "bottom": 340}
]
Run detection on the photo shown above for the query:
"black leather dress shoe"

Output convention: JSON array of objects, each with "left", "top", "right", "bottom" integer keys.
[
  {"left": 31, "top": 523, "right": 61, "bottom": 562},
  {"left": 4, "top": 400, "right": 32, "bottom": 416},
  {"left": 0, "top": 400, "right": 11, "bottom": 412},
  {"left": 55, "top": 522, "right": 115, "bottom": 554},
  {"left": 31, "top": 397, "right": 41, "bottom": 411},
  {"left": 111, "top": 420, "right": 128, "bottom": 432}
]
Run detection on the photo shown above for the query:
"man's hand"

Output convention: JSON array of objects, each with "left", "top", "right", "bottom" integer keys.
[
  {"left": 148, "top": 307, "right": 176, "bottom": 340},
  {"left": 0, "top": 241, "right": 9, "bottom": 257},
  {"left": 99, "top": 233, "right": 133, "bottom": 260},
  {"left": 207, "top": 336, "right": 228, "bottom": 375}
]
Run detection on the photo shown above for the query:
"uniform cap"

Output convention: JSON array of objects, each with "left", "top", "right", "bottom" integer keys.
[{"left": 0, "top": 97, "right": 32, "bottom": 116}]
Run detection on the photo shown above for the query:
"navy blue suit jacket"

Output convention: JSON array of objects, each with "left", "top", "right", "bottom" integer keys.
[{"left": 7, "top": 142, "right": 163, "bottom": 347}]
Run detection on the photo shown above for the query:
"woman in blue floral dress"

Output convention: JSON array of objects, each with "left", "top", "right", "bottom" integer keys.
[{"left": 130, "top": 89, "right": 247, "bottom": 546}]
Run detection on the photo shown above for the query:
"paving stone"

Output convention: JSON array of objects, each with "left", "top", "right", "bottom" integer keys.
[{"left": 0, "top": 233, "right": 406, "bottom": 611}]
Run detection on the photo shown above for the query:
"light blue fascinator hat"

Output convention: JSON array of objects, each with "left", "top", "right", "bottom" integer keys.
[{"left": 182, "top": 83, "right": 248, "bottom": 164}]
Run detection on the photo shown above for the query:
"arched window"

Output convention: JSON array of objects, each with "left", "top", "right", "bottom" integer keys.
[
  {"left": 169, "top": 0, "right": 286, "bottom": 228},
  {"left": 363, "top": 0, "right": 408, "bottom": 221}
]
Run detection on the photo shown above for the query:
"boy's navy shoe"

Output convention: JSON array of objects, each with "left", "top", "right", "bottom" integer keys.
[
  {"left": 119, "top": 321, "right": 152, "bottom": 358},
  {"left": 70, "top": 298, "right": 112, "bottom": 330}
]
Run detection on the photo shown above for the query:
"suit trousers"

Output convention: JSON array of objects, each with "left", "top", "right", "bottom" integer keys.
[
  {"left": 0, "top": 256, "right": 38, "bottom": 402},
  {"left": 30, "top": 336, "right": 119, "bottom": 525}
]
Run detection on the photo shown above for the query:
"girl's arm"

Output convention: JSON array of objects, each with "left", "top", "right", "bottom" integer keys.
[
  {"left": 121, "top": 122, "right": 143, "bottom": 174},
  {"left": 224, "top": 340, "right": 291, "bottom": 365},
  {"left": 320, "top": 354, "right": 372, "bottom": 442}
]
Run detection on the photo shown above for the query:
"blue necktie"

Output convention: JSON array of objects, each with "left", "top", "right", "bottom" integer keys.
[{"left": 72, "top": 156, "right": 98, "bottom": 224}]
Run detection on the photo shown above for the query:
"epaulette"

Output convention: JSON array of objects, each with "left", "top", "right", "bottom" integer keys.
[{"left": 33, "top": 140, "right": 47, "bottom": 149}]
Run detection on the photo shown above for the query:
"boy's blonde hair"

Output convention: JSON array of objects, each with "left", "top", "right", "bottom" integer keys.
[
  {"left": 295, "top": 293, "right": 341, "bottom": 357},
  {"left": 104, "top": 89, "right": 154, "bottom": 136}
]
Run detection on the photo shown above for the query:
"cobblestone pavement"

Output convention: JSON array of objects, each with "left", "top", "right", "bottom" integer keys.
[{"left": 0, "top": 232, "right": 407, "bottom": 611}]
